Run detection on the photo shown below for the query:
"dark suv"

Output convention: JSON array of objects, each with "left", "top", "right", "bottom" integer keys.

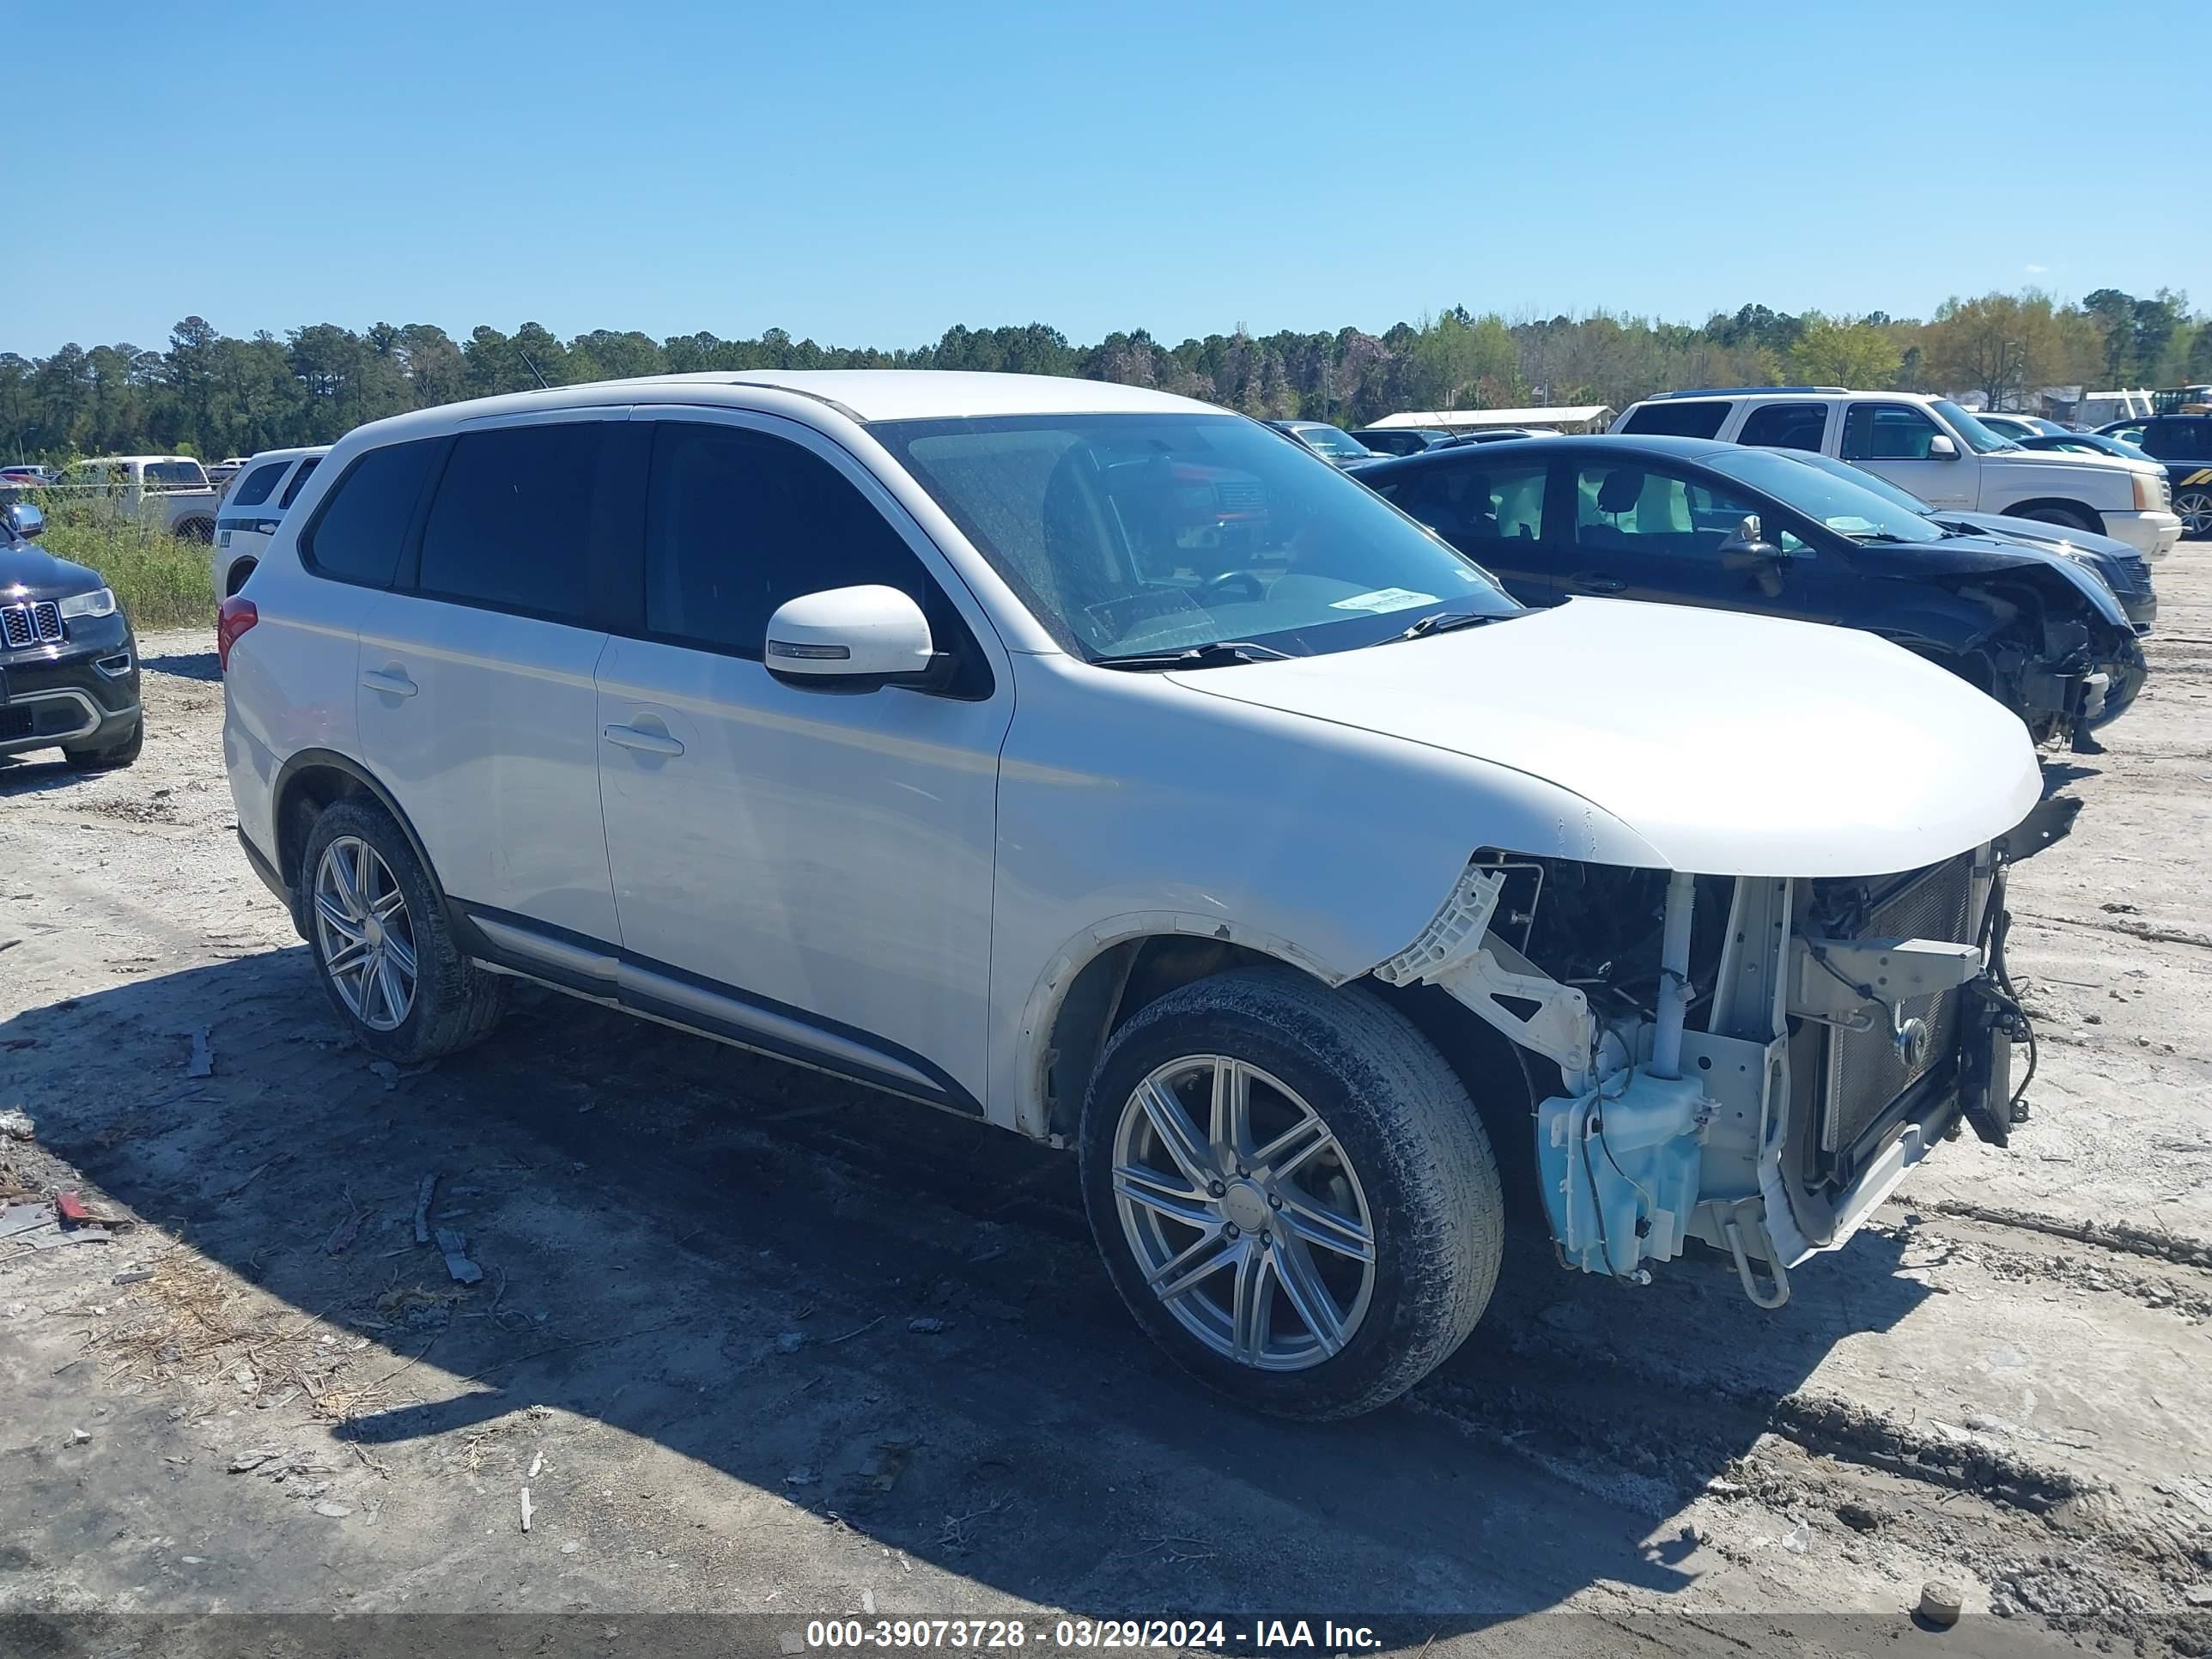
[
  {"left": 0, "top": 501, "right": 143, "bottom": 769},
  {"left": 2100, "top": 415, "right": 2212, "bottom": 537}
]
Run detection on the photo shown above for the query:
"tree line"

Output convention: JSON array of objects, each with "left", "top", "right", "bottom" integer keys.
[{"left": 5, "top": 288, "right": 2206, "bottom": 465}]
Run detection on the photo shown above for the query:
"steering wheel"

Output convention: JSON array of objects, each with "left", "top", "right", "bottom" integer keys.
[{"left": 1199, "top": 568, "right": 1269, "bottom": 604}]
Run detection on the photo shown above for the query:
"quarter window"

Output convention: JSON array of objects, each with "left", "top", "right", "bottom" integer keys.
[
  {"left": 643, "top": 422, "right": 959, "bottom": 665},
  {"left": 228, "top": 461, "right": 289, "bottom": 507},
  {"left": 1738, "top": 403, "right": 1830, "bottom": 453},
  {"left": 300, "top": 438, "right": 444, "bottom": 587},
  {"left": 416, "top": 422, "right": 615, "bottom": 625},
  {"left": 1841, "top": 403, "right": 1942, "bottom": 461},
  {"left": 1619, "top": 400, "right": 1731, "bottom": 440}
]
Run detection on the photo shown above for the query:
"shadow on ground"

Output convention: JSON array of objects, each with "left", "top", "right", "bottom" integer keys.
[{"left": 1, "top": 946, "right": 1936, "bottom": 1622}]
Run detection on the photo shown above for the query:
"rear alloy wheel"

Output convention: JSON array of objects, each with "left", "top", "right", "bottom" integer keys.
[
  {"left": 301, "top": 798, "right": 507, "bottom": 1062},
  {"left": 1079, "top": 965, "right": 1503, "bottom": 1419},
  {"left": 2178, "top": 489, "right": 2212, "bottom": 539}
]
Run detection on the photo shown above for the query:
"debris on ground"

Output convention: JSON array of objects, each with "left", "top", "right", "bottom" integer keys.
[
  {"left": 228, "top": 1449, "right": 279, "bottom": 1473},
  {"left": 775, "top": 1331, "right": 806, "bottom": 1352},
  {"left": 1918, "top": 1580, "right": 1963, "bottom": 1626},
  {"left": 112, "top": 1267, "right": 155, "bottom": 1285},
  {"left": 520, "top": 1488, "right": 533, "bottom": 1533},
  {"left": 312, "top": 1501, "right": 353, "bottom": 1519},
  {"left": 412, "top": 1174, "right": 438, "bottom": 1244},
  {"left": 325, "top": 1201, "right": 366, "bottom": 1255},
  {"left": 435, "top": 1227, "right": 483, "bottom": 1285},
  {"left": 54, "top": 1190, "right": 95, "bottom": 1225},
  {"left": 906, "top": 1316, "right": 949, "bottom": 1334},
  {"left": 368, "top": 1060, "right": 399, "bottom": 1091},
  {"left": 67, "top": 1428, "right": 91, "bottom": 1445},
  {"left": 0, "top": 1108, "right": 34, "bottom": 1141},
  {"left": 187, "top": 1028, "right": 214, "bottom": 1079}
]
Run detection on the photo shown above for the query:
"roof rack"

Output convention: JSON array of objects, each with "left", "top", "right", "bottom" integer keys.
[{"left": 1650, "top": 386, "right": 1847, "bottom": 399}]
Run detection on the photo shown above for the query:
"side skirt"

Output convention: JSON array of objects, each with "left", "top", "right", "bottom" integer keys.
[{"left": 453, "top": 903, "right": 986, "bottom": 1121}]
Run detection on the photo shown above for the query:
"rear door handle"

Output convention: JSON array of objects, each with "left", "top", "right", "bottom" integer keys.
[
  {"left": 601, "top": 723, "right": 684, "bottom": 757},
  {"left": 361, "top": 668, "right": 418, "bottom": 697},
  {"left": 1573, "top": 574, "right": 1626, "bottom": 594}
]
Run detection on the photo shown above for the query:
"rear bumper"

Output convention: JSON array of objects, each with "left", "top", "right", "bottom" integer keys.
[{"left": 2099, "top": 509, "right": 2180, "bottom": 559}]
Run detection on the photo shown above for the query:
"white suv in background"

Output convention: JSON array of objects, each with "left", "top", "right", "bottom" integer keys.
[
  {"left": 211, "top": 447, "right": 329, "bottom": 599},
  {"left": 1613, "top": 388, "right": 2180, "bottom": 558},
  {"left": 222, "top": 371, "right": 2046, "bottom": 1419}
]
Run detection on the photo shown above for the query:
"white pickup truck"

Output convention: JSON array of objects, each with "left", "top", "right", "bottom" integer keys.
[
  {"left": 1613, "top": 389, "right": 2181, "bottom": 559},
  {"left": 56, "top": 455, "right": 222, "bottom": 544}
]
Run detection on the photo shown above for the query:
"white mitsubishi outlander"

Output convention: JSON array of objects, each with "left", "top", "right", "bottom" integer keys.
[{"left": 221, "top": 371, "right": 2047, "bottom": 1419}]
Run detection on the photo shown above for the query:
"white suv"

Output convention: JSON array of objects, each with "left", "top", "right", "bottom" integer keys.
[
  {"left": 212, "top": 447, "right": 330, "bottom": 599},
  {"left": 1613, "top": 388, "right": 2180, "bottom": 559},
  {"left": 222, "top": 371, "right": 2048, "bottom": 1418}
]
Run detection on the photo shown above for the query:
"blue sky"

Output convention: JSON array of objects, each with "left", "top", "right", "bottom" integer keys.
[{"left": 9, "top": 0, "right": 2197, "bottom": 355}]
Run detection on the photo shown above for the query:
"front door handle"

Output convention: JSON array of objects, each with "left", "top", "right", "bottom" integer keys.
[
  {"left": 1573, "top": 574, "right": 1626, "bottom": 594},
  {"left": 602, "top": 723, "right": 684, "bottom": 757},
  {"left": 361, "top": 668, "right": 418, "bottom": 697}
]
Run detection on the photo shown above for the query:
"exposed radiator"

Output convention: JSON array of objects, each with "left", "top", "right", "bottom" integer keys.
[{"left": 1821, "top": 854, "right": 1977, "bottom": 1154}]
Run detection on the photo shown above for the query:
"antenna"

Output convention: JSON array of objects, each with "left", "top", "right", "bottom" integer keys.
[{"left": 520, "top": 352, "right": 550, "bottom": 391}]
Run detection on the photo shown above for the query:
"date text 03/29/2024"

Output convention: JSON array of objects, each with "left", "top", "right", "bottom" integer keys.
[{"left": 803, "top": 1618, "right": 1384, "bottom": 1651}]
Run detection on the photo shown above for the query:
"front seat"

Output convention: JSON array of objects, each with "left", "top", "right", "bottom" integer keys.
[{"left": 1584, "top": 468, "right": 1644, "bottom": 546}]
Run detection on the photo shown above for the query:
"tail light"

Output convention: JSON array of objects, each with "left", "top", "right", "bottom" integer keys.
[{"left": 216, "top": 595, "right": 258, "bottom": 672}]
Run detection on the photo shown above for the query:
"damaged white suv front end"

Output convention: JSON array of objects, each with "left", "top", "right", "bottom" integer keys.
[{"left": 1376, "top": 842, "right": 2037, "bottom": 1308}]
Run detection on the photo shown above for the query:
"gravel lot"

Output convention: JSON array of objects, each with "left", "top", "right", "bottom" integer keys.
[{"left": 2, "top": 570, "right": 2209, "bottom": 1658}]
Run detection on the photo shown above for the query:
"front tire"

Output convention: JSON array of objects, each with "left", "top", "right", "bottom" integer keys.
[
  {"left": 1079, "top": 965, "right": 1503, "bottom": 1420},
  {"left": 64, "top": 717, "right": 142, "bottom": 771},
  {"left": 2177, "top": 489, "right": 2212, "bottom": 539},
  {"left": 301, "top": 798, "right": 507, "bottom": 1063},
  {"left": 2010, "top": 504, "right": 2100, "bottom": 535}
]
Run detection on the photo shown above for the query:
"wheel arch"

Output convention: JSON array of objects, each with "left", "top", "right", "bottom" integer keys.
[
  {"left": 1025, "top": 916, "right": 1346, "bottom": 1143},
  {"left": 270, "top": 749, "right": 450, "bottom": 938},
  {"left": 1027, "top": 918, "right": 1547, "bottom": 1200},
  {"left": 223, "top": 557, "right": 258, "bottom": 597},
  {"left": 1999, "top": 497, "right": 2102, "bottom": 532}
]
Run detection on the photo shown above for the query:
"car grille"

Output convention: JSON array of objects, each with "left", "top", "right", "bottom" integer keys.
[
  {"left": 1821, "top": 854, "right": 1977, "bottom": 1155},
  {"left": 0, "top": 706, "right": 30, "bottom": 740},
  {"left": 1, "top": 600, "right": 63, "bottom": 647}
]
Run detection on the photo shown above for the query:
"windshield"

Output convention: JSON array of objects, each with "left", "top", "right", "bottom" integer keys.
[
  {"left": 1771, "top": 449, "right": 1940, "bottom": 515},
  {"left": 1293, "top": 424, "right": 1372, "bottom": 459},
  {"left": 1702, "top": 447, "right": 1946, "bottom": 544},
  {"left": 872, "top": 413, "right": 1519, "bottom": 662},
  {"left": 1932, "top": 400, "right": 2020, "bottom": 454}
]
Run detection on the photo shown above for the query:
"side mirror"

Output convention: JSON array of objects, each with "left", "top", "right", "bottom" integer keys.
[
  {"left": 5, "top": 500, "right": 43, "bottom": 538},
  {"left": 764, "top": 584, "right": 944, "bottom": 690},
  {"left": 1926, "top": 434, "right": 1959, "bottom": 459},
  {"left": 1717, "top": 514, "right": 1781, "bottom": 568}
]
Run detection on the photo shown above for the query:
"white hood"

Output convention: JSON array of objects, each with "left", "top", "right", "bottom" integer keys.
[{"left": 1167, "top": 599, "right": 2043, "bottom": 878}]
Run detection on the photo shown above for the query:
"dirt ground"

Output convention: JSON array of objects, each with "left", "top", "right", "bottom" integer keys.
[{"left": 2, "top": 571, "right": 2209, "bottom": 1659}]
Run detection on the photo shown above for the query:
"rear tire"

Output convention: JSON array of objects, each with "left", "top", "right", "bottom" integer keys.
[
  {"left": 177, "top": 518, "right": 215, "bottom": 544},
  {"left": 2177, "top": 489, "right": 2212, "bottom": 539},
  {"left": 300, "top": 798, "right": 507, "bottom": 1063},
  {"left": 1078, "top": 964, "right": 1503, "bottom": 1420}
]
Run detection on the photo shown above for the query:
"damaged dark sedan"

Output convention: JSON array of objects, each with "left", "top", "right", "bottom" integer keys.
[{"left": 1360, "top": 434, "right": 2147, "bottom": 752}]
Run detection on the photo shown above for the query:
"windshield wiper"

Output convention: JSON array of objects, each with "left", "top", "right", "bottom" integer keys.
[
  {"left": 1095, "top": 640, "right": 1295, "bottom": 672},
  {"left": 1395, "top": 611, "right": 1501, "bottom": 641}
]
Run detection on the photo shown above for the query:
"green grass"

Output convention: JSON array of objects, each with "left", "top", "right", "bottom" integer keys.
[{"left": 33, "top": 507, "right": 212, "bottom": 633}]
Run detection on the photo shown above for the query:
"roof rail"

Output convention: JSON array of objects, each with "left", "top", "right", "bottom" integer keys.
[{"left": 1650, "top": 386, "right": 1848, "bottom": 399}]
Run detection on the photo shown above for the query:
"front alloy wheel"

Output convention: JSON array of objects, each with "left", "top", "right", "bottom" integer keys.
[
  {"left": 313, "top": 835, "right": 417, "bottom": 1030},
  {"left": 1113, "top": 1055, "right": 1376, "bottom": 1370},
  {"left": 1079, "top": 965, "right": 1504, "bottom": 1419},
  {"left": 2178, "top": 489, "right": 2212, "bottom": 539}
]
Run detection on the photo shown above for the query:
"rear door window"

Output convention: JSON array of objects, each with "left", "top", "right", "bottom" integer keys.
[
  {"left": 416, "top": 422, "right": 620, "bottom": 626},
  {"left": 1619, "top": 400, "right": 1732, "bottom": 439},
  {"left": 228, "top": 461, "right": 289, "bottom": 507},
  {"left": 300, "top": 439, "right": 444, "bottom": 587},
  {"left": 2146, "top": 420, "right": 2209, "bottom": 461},
  {"left": 1738, "top": 402, "right": 1830, "bottom": 452},
  {"left": 1841, "top": 404, "right": 1942, "bottom": 461}
]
